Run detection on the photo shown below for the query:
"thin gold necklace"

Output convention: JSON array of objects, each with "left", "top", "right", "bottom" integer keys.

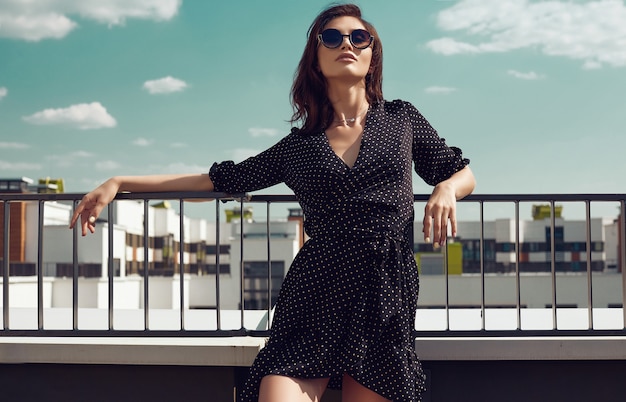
[{"left": 334, "top": 104, "right": 369, "bottom": 125}]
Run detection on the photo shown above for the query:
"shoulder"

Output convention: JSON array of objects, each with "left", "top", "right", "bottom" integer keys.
[
  {"left": 375, "top": 100, "right": 435, "bottom": 133},
  {"left": 369, "top": 99, "right": 423, "bottom": 126},
  {"left": 374, "top": 99, "right": 419, "bottom": 115},
  {"left": 289, "top": 126, "right": 325, "bottom": 143},
  {"left": 276, "top": 128, "right": 308, "bottom": 144},
  {"left": 250, "top": 128, "right": 307, "bottom": 158}
]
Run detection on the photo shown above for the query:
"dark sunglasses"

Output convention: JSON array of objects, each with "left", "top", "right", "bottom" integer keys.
[{"left": 317, "top": 28, "right": 374, "bottom": 50}]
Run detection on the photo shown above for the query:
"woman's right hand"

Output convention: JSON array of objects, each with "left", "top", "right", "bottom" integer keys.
[{"left": 69, "top": 177, "right": 120, "bottom": 236}]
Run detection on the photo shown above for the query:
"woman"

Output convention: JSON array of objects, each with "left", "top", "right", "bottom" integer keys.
[{"left": 71, "top": 4, "right": 475, "bottom": 401}]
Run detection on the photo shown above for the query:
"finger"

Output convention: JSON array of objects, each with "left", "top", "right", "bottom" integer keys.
[
  {"left": 69, "top": 203, "right": 85, "bottom": 229},
  {"left": 422, "top": 212, "right": 432, "bottom": 243},
  {"left": 88, "top": 205, "right": 104, "bottom": 223},
  {"left": 432, "top": 213, "right": 442, "bottom": 247},
  {"left": 449, "top": 210, "right": 457, "bottom": 238},
  {"left": 80, "top": 210, "right": 95, "bottom": 236},
  {"left": 438, "top": 213, "right": 449, "bottom": 245},
  {"left": 81, "top": 213, "right": 90, "bottom": 236},
  {"left": 83, "top": 210, "right": 101, "bottom": 236}
]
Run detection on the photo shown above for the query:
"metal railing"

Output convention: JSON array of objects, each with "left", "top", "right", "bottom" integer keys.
[{"left": 1, "top": 191, "right": 625, "bottom": 337}]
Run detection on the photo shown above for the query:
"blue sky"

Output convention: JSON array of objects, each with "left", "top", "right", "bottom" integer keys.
[{"left": 1, "top": 0, "right": 625, "bottom": 219}]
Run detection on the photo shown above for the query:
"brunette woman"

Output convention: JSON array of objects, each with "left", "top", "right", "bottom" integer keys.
[{"left": 71, "top": 4, "right": 475, "bottom": 401}]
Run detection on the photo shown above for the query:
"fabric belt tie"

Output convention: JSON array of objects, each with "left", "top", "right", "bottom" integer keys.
[{"left": 367, "top": 231, "right": 406, "bottom": 325}]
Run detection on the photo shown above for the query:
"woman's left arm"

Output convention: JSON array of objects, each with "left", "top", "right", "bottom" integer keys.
[{"left": 423, "top": 166, "right": 476, "bottom": 248}]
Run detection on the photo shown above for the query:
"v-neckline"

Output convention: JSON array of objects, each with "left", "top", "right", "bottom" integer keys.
[
  {"left": 324, "top": 132, "right": 363, "bottom": 169},
  {"left": 323, "top": 111, "right": 370, "bottom": 170}
]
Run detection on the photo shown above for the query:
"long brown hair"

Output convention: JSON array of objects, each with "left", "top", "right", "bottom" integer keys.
[{"left": 290, "top": 3, "right": 383, "bottom": 135}]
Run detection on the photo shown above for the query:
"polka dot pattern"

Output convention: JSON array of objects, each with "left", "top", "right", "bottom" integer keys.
[{"left": 210, "top": 100, "right": 469, "bottom": 401}]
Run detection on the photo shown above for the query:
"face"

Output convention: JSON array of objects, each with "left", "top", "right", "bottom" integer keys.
[{"left": 317, "top": 16, "right": 373, "bottom": 83}]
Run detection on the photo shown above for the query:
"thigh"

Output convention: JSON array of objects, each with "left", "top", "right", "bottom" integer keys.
[
  {"left": 342, "top": 373, "right": 391, "bottom": 402},
  {"left": 259, "top": 374, "right": 329, "bottom": 402}
]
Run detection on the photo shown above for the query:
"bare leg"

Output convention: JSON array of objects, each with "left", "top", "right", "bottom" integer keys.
[
  {"left": 259, "top": 374, "right": 330, "bottom": 402},
  {"left": 342, "top": 373, "right": 391, "bottom": 402}
]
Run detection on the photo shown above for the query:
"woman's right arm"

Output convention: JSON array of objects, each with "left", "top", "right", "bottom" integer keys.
[{"left": 69, "top": 173, "right": 214, "bottom": 236}]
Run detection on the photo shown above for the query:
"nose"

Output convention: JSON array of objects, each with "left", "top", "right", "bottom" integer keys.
[{"left": 340, "top": 34, "right": 353, "bottom": 49}]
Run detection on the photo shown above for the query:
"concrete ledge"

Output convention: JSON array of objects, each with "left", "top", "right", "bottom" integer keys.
[
  {"left": 2, "top": 335, "right": 626, "bottom": 369},
  {"left": 0, "top": 336, "right": 266, "bottom": 366}
]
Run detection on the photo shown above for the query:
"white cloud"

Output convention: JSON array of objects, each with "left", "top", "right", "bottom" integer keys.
[
  {"left": 582, "top": 60, "right": 603, "bottom": 70},
  {"left": 0, "top": 142, "right": 29, "bottom": 149},
  {"left": 0, "top": 12, "right": 77, "bottom": 42},
  {"left": 95, "top": 160, "right": 121, "bottom": 171},
  {"left": 132, "top": 137, "right": 153, "bottom": 146},
  {"left": 170, "top": 142, "right": 188, "bottom": 148},
  {"left": 0, "top": 87, "right": 7, "bottom": 99},
  {"left": 232, "top": 148, "right": 260, "bottom": 163},
  {"left": 46, "top": 151, "right": 93, "bottom": 167},
  {"left": 426, "top": 37, "right": 485, "bottom": 56},
  {"left": 142, "top": 76, "right": 188, "bottom": 94},
  {"left": 424, "top": 86, "right": 457, "bottom": 94},
  {"left": 507, "top": 70, "right": 545, "bottom": 80},
  {"left": 22, "top": 102, "right": 117, "bottom": 130},
  {"left": 71, "top": 150, "right": 95, "bottom": 158},
  {"left": 0, "top": 160, "right": 41, "bottom": 170},
  {"left": 0, "top": 0, "right": 182, "bottom": 41},
  {"left": 427, "top": 0, "right": 626, "bottom": 69},
  {"left": 249, "top": 127, "right": 279, "bottom": 137}
]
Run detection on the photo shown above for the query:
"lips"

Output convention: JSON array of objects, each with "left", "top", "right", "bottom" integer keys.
[{"left": 336, "top": 52, "right": 357, "bottom": 62}]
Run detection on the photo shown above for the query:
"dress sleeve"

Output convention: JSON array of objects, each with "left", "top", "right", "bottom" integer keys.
[
  {"left": 208, "top": 133, "right": 291, "bottom": 193},
  {"left": 406, "top": 101, "right": 470, "bottom": 186}
]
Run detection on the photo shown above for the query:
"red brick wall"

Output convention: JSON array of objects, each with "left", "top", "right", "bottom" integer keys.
[{"left": 0, "top": 202, "right": 26, "bottom": 262}]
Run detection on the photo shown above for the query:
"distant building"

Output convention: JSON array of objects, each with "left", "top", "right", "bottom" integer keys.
[{"left": 411, "top": 204, "right": 619, "bottom": 275}]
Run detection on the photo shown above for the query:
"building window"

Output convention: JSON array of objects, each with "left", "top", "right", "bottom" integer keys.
[
  {"left": 243, "top": 261, "right": 285, "bottom": 310},
  {"left": 204, "top": 264, "right": 230, "bottom": 275},
  {"left": 497, "top": 242, "right": 515, "bottom": 252}
]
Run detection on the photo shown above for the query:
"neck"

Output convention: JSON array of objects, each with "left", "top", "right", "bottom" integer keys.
[{"left": 327, "top": 85, "right": 369, "bottom": 126}]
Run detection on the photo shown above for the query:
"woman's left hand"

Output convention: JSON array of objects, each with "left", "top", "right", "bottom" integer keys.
[{"left": 422, "top": 181, "right": 457, "bottom": 248}]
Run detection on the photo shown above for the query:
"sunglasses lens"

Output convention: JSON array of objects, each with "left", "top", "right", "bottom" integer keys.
[
  {"left": 351, "top": 29, "right": 371, "bottom": 49},
  {"left": 321, "top": 29, "right": 342, "bottom": 48}
]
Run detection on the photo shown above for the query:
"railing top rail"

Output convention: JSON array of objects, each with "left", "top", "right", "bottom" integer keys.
[
  {"left": 1, "top": 192, "right": 625, "bottom": 203},
  {"left": 0, "top": 191, "right": 247, "bottom": 202},
  {"left": 248, "top": 193, "right": 626, "bottom": 203}
]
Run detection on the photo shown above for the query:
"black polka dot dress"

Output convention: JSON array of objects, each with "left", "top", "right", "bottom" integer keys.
[{"left": 209, "top": 100, "right": 469, "bottom": 402}]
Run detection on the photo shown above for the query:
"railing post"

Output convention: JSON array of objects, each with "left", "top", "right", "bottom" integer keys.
[
  {"left": 239, "top": 197, "right": 246, "bottom": 331},
  {"left": 107, "top": 204, "right": 114, "bottom": 330},
  {"left": 266, "top": 201, "right": 272, "bottom": 330},
  {"left": 515, "top": 201, "right": 521, "bottom": 330},
  {"left": 179, "top": 200, "right": 185, "bottom": 330},
  {"left": 72, "top": 200, "right": 79, "bottom": 331},
  {"left": 480, "top": 201, "right": 485, "bottom": 331},
  {"left": 2, "top": 201, "right": 10, "bottom": 330},
  {"left": 37, "top": 200, "right": 45, "bottom": 330},
  {"left": 550, "top": 200, "right": 557, "bottom": 330},
  {"left": 215, "top": 201, "right": 222, "bottom": 330},
  {"left": 621, "top": 199, "right": 626, "bottom": 329},
  {"left": 585, "top": 200, "right": 594, "bottom": 330},
  {"left": 143, "top": 200, "right": 150, "bottom": 330},
  {"left": 443, "top": 235, "right": 449, "bottom": 330}
]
